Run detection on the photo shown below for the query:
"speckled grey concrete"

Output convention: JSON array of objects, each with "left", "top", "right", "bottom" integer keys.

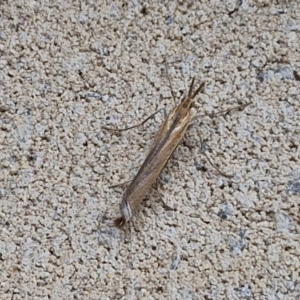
[{"left": 0, "top": 1, "right": 299, "bottom": 299}]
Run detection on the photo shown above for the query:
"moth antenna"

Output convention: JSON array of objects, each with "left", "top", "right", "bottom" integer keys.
[
  {"left": 164, "top": 60, "right": 177, "bottom": 105},
  {"left": 192, "top": 82, "right": 205, "bottom": 99},
  {"left": 188, "top": 77, "right": 195, "bottom": 98}
]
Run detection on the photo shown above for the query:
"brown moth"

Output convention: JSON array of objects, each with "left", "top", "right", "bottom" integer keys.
[{"left": 114, "top": 77, "right": 205, "bottom": 227}]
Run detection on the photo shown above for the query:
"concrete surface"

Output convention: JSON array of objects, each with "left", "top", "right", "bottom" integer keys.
[{"left": 0, "top": 1, "right": 299, "bottom": 299}]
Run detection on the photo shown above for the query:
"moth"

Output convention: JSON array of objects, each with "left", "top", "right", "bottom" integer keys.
[{"left": 105, "top": 78, "right": 249, "bottom": 227}]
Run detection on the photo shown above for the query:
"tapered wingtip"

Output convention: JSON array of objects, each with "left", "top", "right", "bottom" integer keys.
[{"left": 114, "top": 217, "right": 126, "bottom": 228}]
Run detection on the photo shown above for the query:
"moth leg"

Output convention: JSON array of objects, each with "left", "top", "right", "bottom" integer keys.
[
  {"left": 103, "top": 108, "right": 165, "bottom": 132},
  {"left": 191, "top": 102, "right": 251, "bottom": 123},
  {"left": 109, "top": 179, "right": 132, "bottom": 188},
  {"left": 155, "top": 178, "right": 173, "bottom": 211},
  {"left": 189, "top": 124, "right": 234, "bottom": 178}
]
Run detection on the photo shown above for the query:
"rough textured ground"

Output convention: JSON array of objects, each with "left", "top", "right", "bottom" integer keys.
[{"left": 0, "top": 1, "right": 299, "bottom": 299}]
